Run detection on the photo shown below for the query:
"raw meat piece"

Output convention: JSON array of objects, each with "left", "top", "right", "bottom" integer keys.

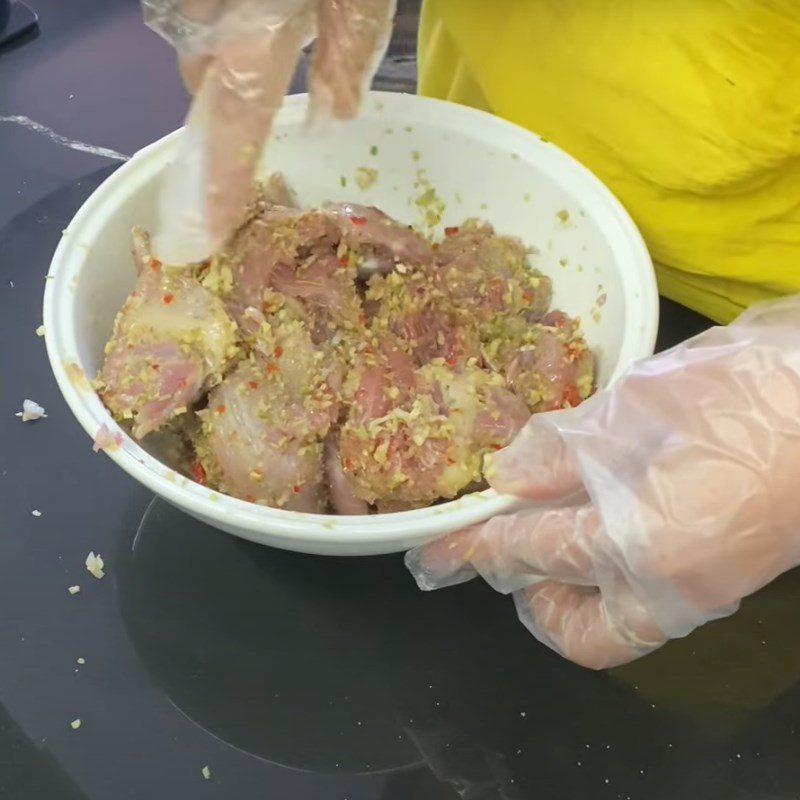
[
  {"left": 326, "top": 202, "right": 434, "bottom": 274},
  {"left": 503, "top": 312, "right": 596, "bottom": 411},
  {"left": 364, "top": 267, "right": 481, "bottom": 367},
  {"left": 338, "top": 351, "right": 529, "bottom": 507},
  {"left": 195, "top": 311, "right": 342, "bottom": 511},
  {"left": 435, "top": 220, "right": 552, "bottom": 323},
  {"left": 99, "top": 247, "right": 237, "bottom": 439}
]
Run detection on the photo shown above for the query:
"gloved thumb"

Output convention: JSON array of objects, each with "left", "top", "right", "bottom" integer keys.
[{"left": 487, "top": 417, "right": 583, "bottom": 503}]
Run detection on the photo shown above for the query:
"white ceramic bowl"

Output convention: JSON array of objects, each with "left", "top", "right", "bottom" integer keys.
[{"left": 44, "top": 91, "right": 658, "bottom": 556}]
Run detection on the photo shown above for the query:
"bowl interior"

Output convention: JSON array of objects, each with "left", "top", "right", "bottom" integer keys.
[{"left": 46, "top": 92, "right": 657, "bottom": 553}]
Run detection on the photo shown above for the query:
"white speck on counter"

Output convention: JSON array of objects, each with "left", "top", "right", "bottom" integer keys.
[
  {"left": 69, "top": 93, "right": 75, "bottom": 100},
  {"left": 85, "top": 552, "right": 105, "bottom": 579},
  {"left": 201, "top": 765, "right": 211, "bottom": 780},
  {"left": 68, "top": 585, "right": 80, "bottom": 595},
  {"left": 70, "top": 719, "right": 81, "bottom": 730},
  {"left": 35, "top": 325, "right": 45, "bottom": 337},
  {"left": 520, "top": 711, "right": 526, "bottom": 718},
  {"left": 31, "top": 509, "right": 42, "bottom": 517},
  {"left": 17, "top": 399, "right": 47, "bottom": 421},
  {"left": 77, "top": 657, "right": 85, "bottom": 665},
  {"left": 9, "top": 281, "right": 14, "bottom": 288}
]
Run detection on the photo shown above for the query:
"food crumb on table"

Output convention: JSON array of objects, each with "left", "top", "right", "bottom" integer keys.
[
  {"left": 16, "top": 399, "right": 47, "bottom": 421},
  {"left": 85, "top": 551, "right": 105, "bottom": 579},
  {"left": 70, "top": 719, "right": 81, "bottom": 730},
  {"left": 67, "top": 585, "right": 80, "bottom": 595},
  {"left": 201, "top": 765, "right": 211, "bottom": 780}
]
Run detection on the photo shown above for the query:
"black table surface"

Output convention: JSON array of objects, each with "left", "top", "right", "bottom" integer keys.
[{"left": 2, "top": 2, "right": 800, "bottom": 799}]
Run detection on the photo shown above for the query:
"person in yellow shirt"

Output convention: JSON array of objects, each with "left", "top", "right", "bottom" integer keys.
[
  {"left": 146, "top": 0, "right": 800, "bottom": 670},
  {"left": 416, "top": 0, "right": 800, "bottom": 324}
]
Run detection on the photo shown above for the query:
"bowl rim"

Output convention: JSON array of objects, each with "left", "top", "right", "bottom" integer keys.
[{"left": 43, "top": 90, "right": 658, "bottom": 548}]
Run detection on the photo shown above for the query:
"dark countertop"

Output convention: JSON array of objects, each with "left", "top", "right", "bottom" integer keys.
[{"left": 2, "top": 2, "right": 800, "bottom": 798}]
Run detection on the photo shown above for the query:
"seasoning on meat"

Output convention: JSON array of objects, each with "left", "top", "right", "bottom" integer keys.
[{"left": 97, "top": 174, "right": 596, "bottom": 514}]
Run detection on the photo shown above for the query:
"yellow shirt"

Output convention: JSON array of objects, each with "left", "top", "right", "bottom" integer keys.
[{"left": 418, "top": 0, "right": 800, "bottom": 323}]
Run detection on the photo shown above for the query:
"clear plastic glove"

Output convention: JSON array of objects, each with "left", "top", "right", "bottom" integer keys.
[
  {"left": 406, "top": 295, "right": 800, "bottom": 669},
  {"left": 142, "top": 0, "right": 396, "bottom": 264}
]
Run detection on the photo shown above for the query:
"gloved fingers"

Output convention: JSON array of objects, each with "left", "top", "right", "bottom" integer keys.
[
  {"left": 487, "top": 419, "right": 584, "bottom": 503},
  {"left": 204, "top": 22, "right": 310, "bottom": 240},
  {"left": 405, "top": 526, "right": 481, "bottom": 591},
  {"left": 405, "top": 505, "right": 601, "bottom": 594},
  {"left": 153, "top": 10, "right": 314, "bottom": 263},
  {"left": 309, "top": 0, "right": 396, "bottom": 120},
  {"left": 515, "top": 581, "right": 667, "bottom": 670},
  {"left": 178, "top": 52, "right": 214, "bottom": 94}
]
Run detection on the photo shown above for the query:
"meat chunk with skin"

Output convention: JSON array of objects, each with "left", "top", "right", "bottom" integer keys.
[
  {"left": 435, "top": 220, "right": 552, "bottom": 324},
  {"left": 326, "top": 202, "right": 435, "bottom": 275},
  {"left": 99, "top": 254, "right": 237, "bottom": 439},
  {"left": 365, "top": 267, "right": 481, "bottom": 367},
  {"left": 339, "top": 355, "right": 529, "bottom": 507},
  {"left": 502, "top": 312, "right": 595, "bottom": 411},
  {"left": 222, "top": 207, "right": 339, "bottom": 317},
  {"left": 218, "top": 203, "right": 364, "bottom": 344},
  {"left": 325, "top": 436, "right": 370, "bottom": 515},
  {"left": 195, "top": 314, "right": 342, "bottom": 511}
]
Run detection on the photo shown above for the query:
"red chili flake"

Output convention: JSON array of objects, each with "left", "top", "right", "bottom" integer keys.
[
  {"left": 339, "top": 254, "right": 349, "bottom": 268},
  {"left": 292, "top": 484, "right": 301, "bottom": 494},
  {"left": 343, "top": 458, "right": 354, "bottom": 471},
  {"left": 248, "top": 381, "right": 259, "bottom": 390},
  {"left": 491, "top": 444, "right": 503, "bottom": 451},
  {"left": 149, "top": 257, "right": 162, "bottom": 271},
  {"left": 562, "top": 385, "right": 581, "bottom": 407},
  {"left": 273, "top": 346, "right": 284, "bottom": 359},
  {"left": 266, "top": 362, "right": 279, "bottom": 375},
  {"left": 243, "top": 494, "right": 256, "bottom": 503},
  {"left": 446, "top": 457, "right": 456, "bottom": 465},
  {"left": 444, "top": 226, "right": 460, "bottom": 237},
  {"left": 150, "top": 363, "right": 160, "bottom": 371},
  {"left": 350, "top": 216, "right": 367, "bottom": 226},
  {"left": 522, "top": 290, "right": 533, "bottom": 303},
  {"left": 162, "top": 293, "right": 174, "bottom": 305},
  {"left": 191, "top": 461, "right": 207, "bottom": 486},
  {"left": 215, "top": 404, "right": 226, "bottom": 414}
]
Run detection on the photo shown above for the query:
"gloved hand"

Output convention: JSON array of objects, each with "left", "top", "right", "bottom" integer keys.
[
  {"left": 142, "top": 0, "right": 396, "bottom": 263},
  {"left": 406, "top": 295, "right": 800, "bottom": 669}
]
